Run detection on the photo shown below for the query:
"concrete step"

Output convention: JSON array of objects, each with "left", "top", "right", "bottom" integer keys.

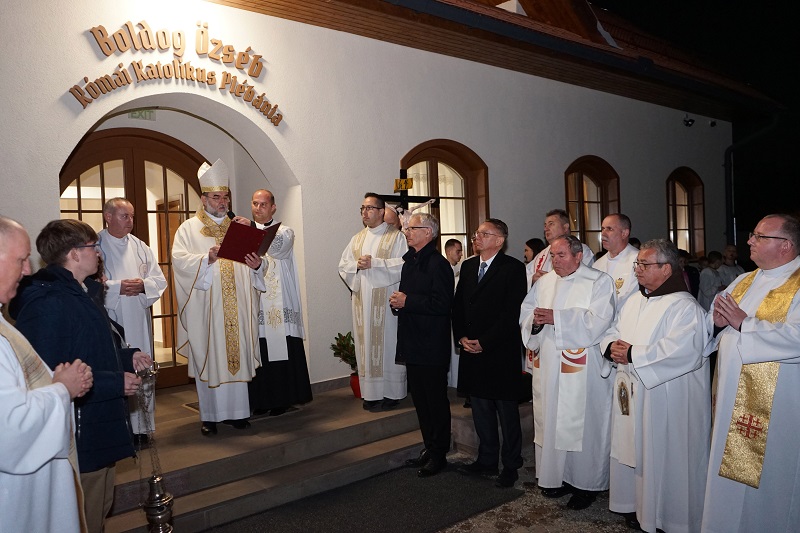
[{"left": 106, "top": 431, "right": 422, "bottom": 532}]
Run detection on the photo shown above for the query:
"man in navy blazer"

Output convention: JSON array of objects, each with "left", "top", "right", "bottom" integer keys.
[{"left": 453, "top": 218, "right": 528, "bottom": 488}]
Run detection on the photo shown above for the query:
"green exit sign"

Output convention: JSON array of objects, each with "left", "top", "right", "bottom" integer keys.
[{"left": 128, "top": 110, "right": 156, "bottom": 121}]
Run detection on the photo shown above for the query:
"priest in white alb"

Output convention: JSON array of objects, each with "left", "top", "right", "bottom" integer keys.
[
  {"left": 172, "top": 159, "right": 265, "bottom": 436},
  {"left": 338, "top": 192, "right": 408, "bottom": 411},
  {"left": 520, "top": 235, "right": 615, "bottom": 510},
  {"left": 528, "top": 209, "right": 594, "bottom": 288},
  {"left": 99, "top": 198, "right": 167, "bottom": 445},
  {"left": 601, "top": 239, "right": 710, "bottom": 533},
  {"left": 702, "top": 214, "right": 800, "bottom": 533}
]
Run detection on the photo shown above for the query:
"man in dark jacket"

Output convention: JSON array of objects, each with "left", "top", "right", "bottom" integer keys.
[
  {"left": 390, "top": 213, "right": 454, "bottom": 477},
  {"left": 10, "top": 219, "right": 152, "bottom": 533},
  {"left": 453, "top": 218, "right": 527, "bottom": 488}
]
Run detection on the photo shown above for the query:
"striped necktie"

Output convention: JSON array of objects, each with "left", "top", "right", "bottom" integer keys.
[{"left": 478, "top": 261, "right": 487, "bottom": 282}]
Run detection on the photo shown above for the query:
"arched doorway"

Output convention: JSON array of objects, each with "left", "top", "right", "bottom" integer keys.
[{"left": 60, "top": 127, "right": 207, "bottom": 387}]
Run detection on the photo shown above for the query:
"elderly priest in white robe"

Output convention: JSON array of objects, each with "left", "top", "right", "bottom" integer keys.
[
  {"left": 172, "top": 159, "right": 265, "bottom": 436},
  {"left": 520, "top": 235, "right": 615, "bottom": 510},
  {"left": 338, "top": 192, "right": 408, "bottom": 411},
  {"left": 99, "top": 198, "right": 167, "bottom": 446},
  {"left": 601, "top": 239, "right": 710, "bottom": 533},
  {"left": 0, "top": 215, "right": 92, "bottom": 533},
  {"left": 702, "top": 214, "right": 800, "bottom": 533}
]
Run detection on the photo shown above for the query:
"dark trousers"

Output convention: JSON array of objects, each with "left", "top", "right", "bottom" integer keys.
[
  {"left": 407, "top": 363, "right": 451, "bottom": 460},
  {"left": 471, "top": 396, "right": 523, "bottom": 471}
]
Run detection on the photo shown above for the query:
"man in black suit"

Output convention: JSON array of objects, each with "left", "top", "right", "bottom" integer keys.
[
  {"left": 391, "top": 213, "right": 454, "bottom": 477},
  {"left": 453, "top": 218, "right": 528, "bottom": 488}
]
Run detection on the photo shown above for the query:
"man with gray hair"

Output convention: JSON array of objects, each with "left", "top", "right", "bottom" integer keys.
[
  {"left": 391, "top": 213, "right": 454, "bottom": 477},
  {"left": 601, "top": 239, "right": 710, "bottom": 532},
  {"left": 520, "top": 235, "right": 615, "bottom": 509},
  {"left": 98, "top": 198, "right": 167, "bottom": 447},
  {"left": 529, "top": 209, "right": 595, "bottom": 287}
]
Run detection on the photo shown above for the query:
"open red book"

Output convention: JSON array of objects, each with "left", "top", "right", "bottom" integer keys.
[{"left": 217, "top": 221, "right": 281, "bottom": 263}]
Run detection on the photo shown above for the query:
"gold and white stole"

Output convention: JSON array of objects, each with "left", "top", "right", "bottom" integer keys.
[
  {"left": 351, "top": 226, "right": 402, "bottom": 378},
  {"left": 718, "top": 266, "right": 800, "bottom": 488},
  {"left": 0, "top": 317, "right": 88, "bottom": 533}
]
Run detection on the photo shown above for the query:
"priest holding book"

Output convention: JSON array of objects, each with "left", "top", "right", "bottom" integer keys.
[{"left": 171, "top": 159, "right": 266, "bottom": 436}]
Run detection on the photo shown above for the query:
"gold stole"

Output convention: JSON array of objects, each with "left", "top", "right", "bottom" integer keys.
[
  {"left": 0, "top": 318, "right": 88, "bottom": 533},
  {"left": 351, "top": 226, "right": 402, "bottom": 377},
  {"left": 718, "top": 266, "right": 800, "bottom": 487},
  {"left": 197, "top": 208, "right": 241, "bottom": 375}
]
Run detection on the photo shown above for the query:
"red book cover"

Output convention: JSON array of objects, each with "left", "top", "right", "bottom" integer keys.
[{"left": 217, "top": 221, "right": 281, "bottom": 263}]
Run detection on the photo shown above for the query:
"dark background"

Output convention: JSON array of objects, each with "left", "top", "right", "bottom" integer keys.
[{"left": 591, "top": 1, "right": 798, "bottom": 267}]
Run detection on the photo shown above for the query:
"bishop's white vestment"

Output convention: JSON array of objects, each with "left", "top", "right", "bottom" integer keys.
[
  {"left": 520, "top": 264, "right": 615, "bottom": 490},
  {"left": 0, "top": 313, "right": 82, "bottom": 533},
  {"left": 172, "top": 210, "right": 265, "bottom": 421},
  {"left": 701, "top": 256, "right": 800, "bottom": 533},
  {"left": 99, "top": 229, "right": 167, "bottom": 433},
  {"left": 338, "top": 222, "right": 407, "bottom": 401},
  {"left": 601, "top": 281, "right": 710, "bottom": 533}
]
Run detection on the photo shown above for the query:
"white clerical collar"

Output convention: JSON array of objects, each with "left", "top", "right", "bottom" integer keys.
[
  {"left": 205, "top": 211, "right": 226, "bottom": 224},
  {"left": 368, "top": 222, "right": 388, "bottom": 234},
  {"left": 760, "top": 255, "right": 800, "bottom": 278}
]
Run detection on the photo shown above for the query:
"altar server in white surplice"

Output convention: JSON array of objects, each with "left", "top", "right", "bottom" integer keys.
[
  {"left": 172, "top": 159, "right": 265, "bottom": 436},
  {"left": 601, "top": 239, "right": 710, "bottom": 533},
  {"left": 702, "top": 214, "right": 800, "bottom": 533},
  {"left": 338, "top": 192, "right": 408, "bottom": 412},
  {"left": 520, "top": 235, "right": 615, "bottom": 511},
  {"left": 99, "top": 198, "right": 167, "bottom": 442},
  {"left": 0, "top": 215, "right": 92, "bottom": 533},
  {"left": 247, "top": 189, "right": 312, "bottom": 415}
]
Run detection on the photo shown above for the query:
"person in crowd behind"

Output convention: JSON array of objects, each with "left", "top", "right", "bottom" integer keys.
[
  {"left": 246, "top": 189, "right": 313, "bottom": 417},
  {"left": 0, "top": 215, "right": 93, "bottom": 533},
  {"left": 98, "top": 198, "right": 166, "bottom": 448},
  {"left": 454, "top": 218, "right": 527, "bottom": 489},
  {"left": 702, "top": 214, "right": 800, "bottom": 532},
  {"left": 338, "top": 193, "right": 408, "bottom": 411},
  {"left": 524, "top": 238, "right": 546, "bottom": 265},
  {"left": 629, "top": 237, "right": 641, "bottom": 249},
  {"left": 698, "top": 250, "right": 725, "bottom": 310},
  {"left": 171, "top": 159, "right": 266, "bottom": 436},
  {"left": 384, "top": 203, "right": 403, "bottom": 231},
  {"left": 520, "top": 235, "right": 615, "bottom": 510},
  {"left": 444, "top": 238, "right": 464, "bottom": 390},
  {"left": 391, "top": 213, "right": 454, "bottom": 477},
  {"left": 718, "top": 244, "right": 745, "bottom": 286},
  {"left": 678, "top": 249, "right": 701, "bottom": 298},
  {"left": 10, "top": 218, "right": 151, "bottom": 533},
  {"left": 593, "top": 214, "right": 638, "bottom": 311},
  {"left": 601, "top": 239, "right": 710, "bottom": 532},
  {"left": 528, "top": 209, "right": 594, "bottom": 287}
]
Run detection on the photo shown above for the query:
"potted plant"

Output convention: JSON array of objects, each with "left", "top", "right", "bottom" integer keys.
[{"left": 330, "top": 332, "right": 360, "bottom": 398}]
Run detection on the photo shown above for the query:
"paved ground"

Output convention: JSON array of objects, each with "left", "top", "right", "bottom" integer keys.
[{"left": 441, "top": 454, "right": 631, "bottom": 533}]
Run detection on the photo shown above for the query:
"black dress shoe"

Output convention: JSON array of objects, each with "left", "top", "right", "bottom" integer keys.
[
  {"left": 223, "top": 418, "right": 251, "bottom": 429},
  {"left": 363, "top": 400, "right": 380, "bottom": 411},
  {"left": 540, "top": 484, "right": 572, "bottom": 498},
  {"left": 405, "top": 449, "right": 431, "bottom": 467},
  {"left": 458, "top": 461, "right": 498, "bottom": 477},
  {"left": 380, "top": 398, "right": 400, "bottom": 411},
  {"left": 566, "top": 489, "right": 597, "bottom": 510},
  {"left": 418, "top": 458, "right": 447, "bottom": 477},
  {"left": 200, "top": 421, "right": 217, "bottom": 436},
  {"left": 622, "top": 512, "right": 642, "bottom": 530},
  {"left": 495, "top": 468, "right": 518, "bottom": 488}
]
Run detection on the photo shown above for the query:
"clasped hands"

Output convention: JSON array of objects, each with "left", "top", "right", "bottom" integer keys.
[
  {"left": 53, "top": 359, "right": 93, "bottom": 399},
  {"left": 713, "top": 292, "right": 747, "bottom": 331},
  {"left": 120, "top": 278, "right": 145, "bottom": 296}
]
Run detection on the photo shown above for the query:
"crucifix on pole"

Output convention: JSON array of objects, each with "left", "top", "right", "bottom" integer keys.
[{"left": 378, "top": 168, "right": 440, "bottom": 228}]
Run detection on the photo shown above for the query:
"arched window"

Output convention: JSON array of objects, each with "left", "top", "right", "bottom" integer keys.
[
  {"left": 667, "top": 167, "right": 705, "bottom": 255},
  {"left": 565, "top": 156, "right": 620, "bottom": 252},
  {"left": 401, "top": 139, "right": 489, "bottom": 255},
  {"left": 59, "top": 128, "right": 206, "bottom": 387}
]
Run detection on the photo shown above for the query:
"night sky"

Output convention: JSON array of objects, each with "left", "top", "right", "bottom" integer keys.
[{"left": 591, "top": 0, "right": 799, "bottom": 259}]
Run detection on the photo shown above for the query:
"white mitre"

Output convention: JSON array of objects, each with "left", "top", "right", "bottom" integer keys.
[{"left": 197, "top": 158, "right": 230, "bottom": 193}]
